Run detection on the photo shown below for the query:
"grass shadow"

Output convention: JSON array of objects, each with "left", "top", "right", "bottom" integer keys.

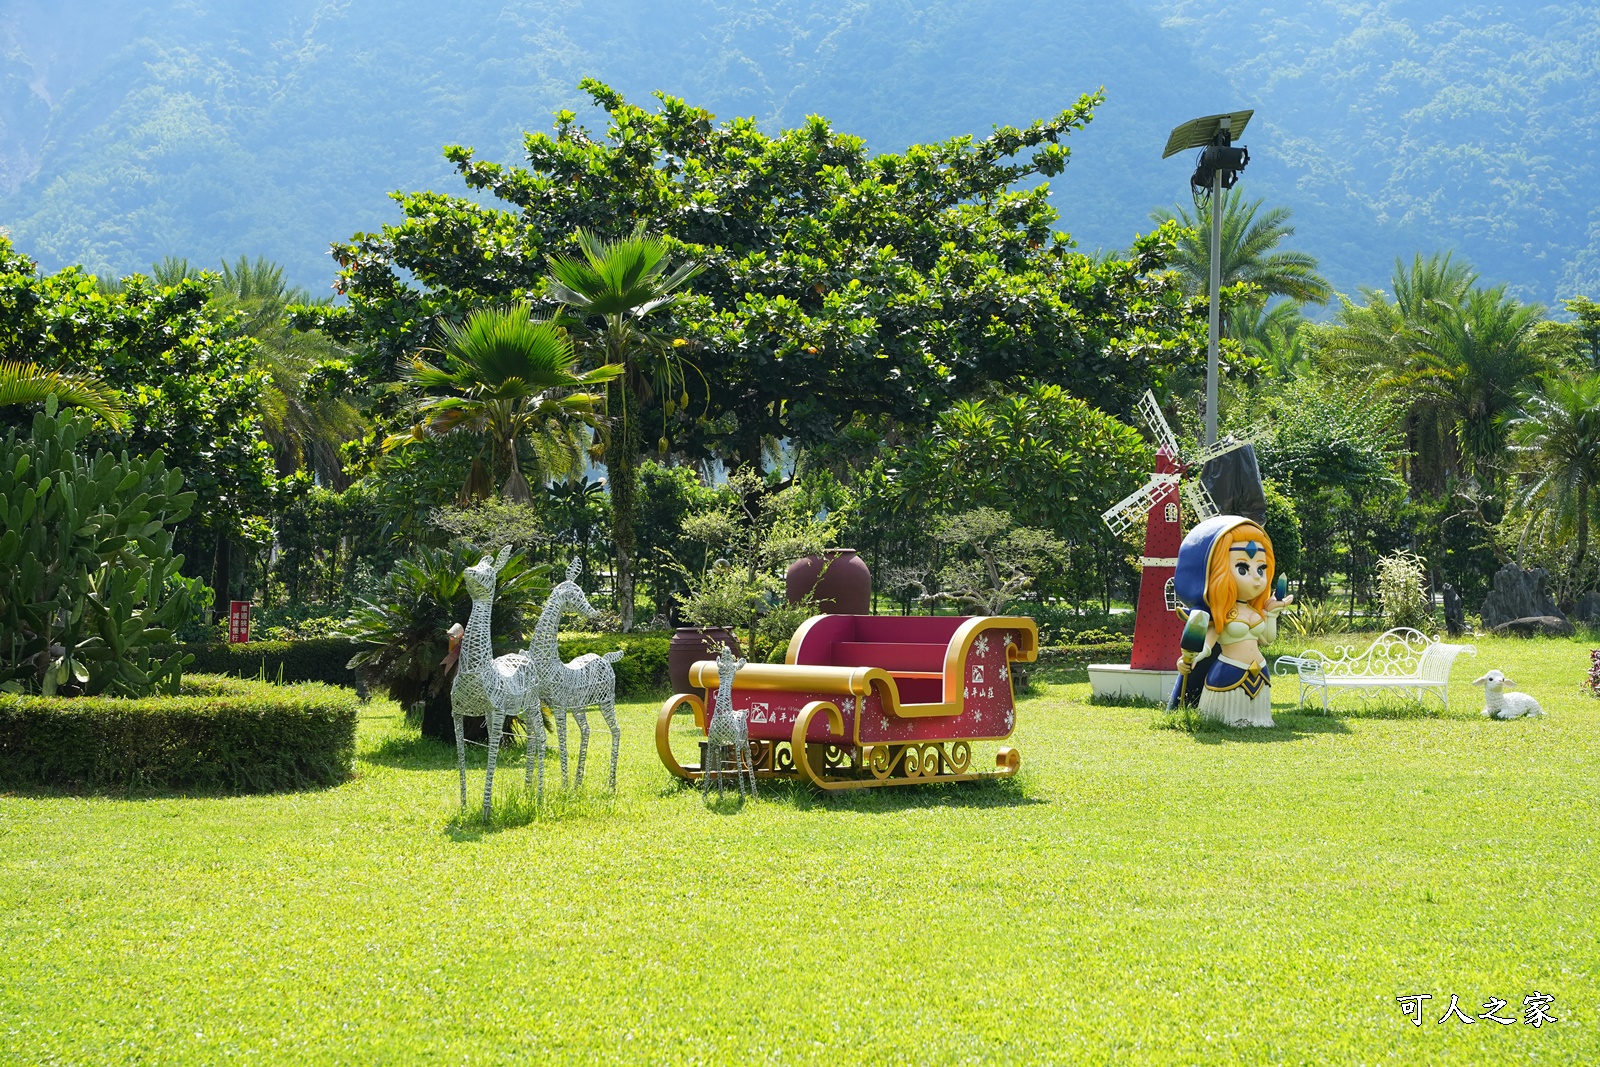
[
  {"left": 443, "top": 779, "right": 622, "bottom": 838},
  {"left": 1152, "top": 705, "right": 1355, "bottom": 743},
  {"left": 360, "top": 731, "right": 460, "bottom": 769},
  {"left": 1088, "top": 693, "right": 1166, "bottom": 710}
]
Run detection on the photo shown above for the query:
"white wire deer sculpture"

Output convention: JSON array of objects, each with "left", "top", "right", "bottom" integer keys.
[
  {"left": 703, "top": 644, "right": 757, "bottom": 801},
  {"left": 449, "top": 545, "right": 542, "bottom": 820},
  {"left": 528, "top": 559, "right": 624, "bottom": 792}
]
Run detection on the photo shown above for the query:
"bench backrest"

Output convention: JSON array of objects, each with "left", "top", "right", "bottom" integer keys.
[{"left": 1416, "top": 641, "right": 1472, "bottom": 682}]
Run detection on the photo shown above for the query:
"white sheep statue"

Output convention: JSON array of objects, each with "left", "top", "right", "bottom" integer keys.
[{"left": 1473, "top": 670, "right": 1544, "bottom": 719}]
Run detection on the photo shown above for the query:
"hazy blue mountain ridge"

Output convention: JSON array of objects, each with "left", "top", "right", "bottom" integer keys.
[{"left": 1, "top": 0, "right": 1595, "bottom": 308}]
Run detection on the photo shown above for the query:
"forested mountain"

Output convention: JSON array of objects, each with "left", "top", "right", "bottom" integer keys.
[{"left": 2, "top": 0, "right": 1596, "bottom": 306}]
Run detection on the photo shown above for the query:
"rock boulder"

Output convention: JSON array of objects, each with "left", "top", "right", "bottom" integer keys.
[{"left": 1480, "top": 565, "right": 1565, "bottom": 630}]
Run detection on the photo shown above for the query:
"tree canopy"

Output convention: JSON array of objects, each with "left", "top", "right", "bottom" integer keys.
[
  {"left": 302, "top": 81, "right": 1210, "bottom": 468},
  {"left": 0, "top": 237, "right": 278, "bottom": 577}
]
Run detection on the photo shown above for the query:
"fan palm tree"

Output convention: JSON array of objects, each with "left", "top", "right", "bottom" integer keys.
[
  {"left": 1510, "top": 371, "right": 1600, "bottom": 576},
  {"left": 0, "top": 361, "right": 127, "bottom": 430},
  {"left": 390, "top": 303, "right": 621, "bottom": 506},
  {"left": 545, "top": 226, "right": 703, "bottom": 630},
  {"left": 1152, "top": 189, "right": 1333, "bottom": 311}
]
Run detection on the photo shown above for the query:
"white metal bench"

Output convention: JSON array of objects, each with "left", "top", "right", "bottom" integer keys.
[{"left": 1272, "top": 628, "right": 1477, "bottom": 712}]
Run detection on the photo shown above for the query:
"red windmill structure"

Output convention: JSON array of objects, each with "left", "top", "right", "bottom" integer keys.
[{"left": 1088, "top": 391, "right": 1248, "bottom": 700}]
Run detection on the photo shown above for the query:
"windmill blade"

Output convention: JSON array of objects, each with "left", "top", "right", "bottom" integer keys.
[
  {"left": 1188, "top": 434, "right": 1251, "bottom": 468},
  {"left": 1101, "top": 473, "right": 1180, "bottom": 536},
  {"left": 1182, "top": 478, "right": 1220, "bottom": 522},
  {"left": 1136, "top": 390, "right": 1181, "bottom": 459}
]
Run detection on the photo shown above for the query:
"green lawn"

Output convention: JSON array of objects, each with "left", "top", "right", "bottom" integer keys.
[{"left": 2, "top": 636, "right": 1595, "bottom": 1065}]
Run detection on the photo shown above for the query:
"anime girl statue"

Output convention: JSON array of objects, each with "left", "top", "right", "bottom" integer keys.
[{"left": 1170, "top": 515, "right": 1293, "bottom": 726}]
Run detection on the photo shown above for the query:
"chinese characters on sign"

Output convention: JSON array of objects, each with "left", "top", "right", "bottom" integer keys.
[
  {"left": 1396, "top": 992, "right": 1557, "bottom": 1027},
  {"left": 228, "top": 600, "right": 252, "bottom": 645}
]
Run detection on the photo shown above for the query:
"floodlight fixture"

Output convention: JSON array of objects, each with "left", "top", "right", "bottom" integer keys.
[{"left": 1163, "top": 109, "right": 1254, "bottom": 447}]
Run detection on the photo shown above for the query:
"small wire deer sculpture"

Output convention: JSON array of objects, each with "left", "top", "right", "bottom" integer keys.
[
  {"left": 449, "top": 545, "right": 543, "bottom": 820},
  {"left": 703, "top": 644, "right": 757, "bottom": 800},
  {"left": 528, "top": 559, "right": 624, "bottom": 792}
]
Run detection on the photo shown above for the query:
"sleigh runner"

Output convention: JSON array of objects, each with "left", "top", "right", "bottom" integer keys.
[{"left": 657, "top": 614, "right": 1038, "bottom": 790}]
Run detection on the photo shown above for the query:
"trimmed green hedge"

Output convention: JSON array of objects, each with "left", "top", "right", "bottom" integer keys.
[
  {"left": 176, "top": 633, "right": 670, "bottom": 698},
  {"left": 181, "top": 638, "right": 358, "bottom": 689},
  {"left": 557, "top": 634, "right": 669, "bottom": 697},
  {"left": 1035, "top": 641, "right": 1135, "bottom": 665},
  {"left": 0, "top": 675, "right": 359, "bottom": 793}
]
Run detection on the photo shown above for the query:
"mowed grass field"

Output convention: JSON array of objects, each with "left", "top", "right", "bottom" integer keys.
[{"left": 2, "top": 635, "right": 1595, "bottom": 1065}]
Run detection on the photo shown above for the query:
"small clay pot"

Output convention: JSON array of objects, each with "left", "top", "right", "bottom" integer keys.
[
  {"left": 669, "top": 627, "right": 742, "bottom": 694},
  {"left": 786, "top": 548, "right": 872, "bottom": 614}
]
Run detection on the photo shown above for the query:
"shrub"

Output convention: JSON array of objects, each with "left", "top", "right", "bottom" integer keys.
[
  {"left": 181, "top": 639, "right": 359, "bottom": 689},
  {"left": 339, "top": 544, "right": 548, "bottom": 740},
  {"left": 1285, "top": 599, "right": 1350, "bottom": 637},
  {"left": 1376, "top": 550, "right": 1431, "bottom": 630},
  {"left": 558, "top": 634, "right": 669, "bottom": 697},
  {"left": 0, "top": 404, "right": 196, "bottom": 697},
  {"left": 0, "top": 674, "right": 358, "bottom": 793},
  {"left": 1011, "top": 603, "right": 1135, "bottom": 643}
]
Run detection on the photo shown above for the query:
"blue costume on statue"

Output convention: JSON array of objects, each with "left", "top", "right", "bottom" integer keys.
[{"left": 1169, "top": 515, "right": 1281, "bottom": 726}]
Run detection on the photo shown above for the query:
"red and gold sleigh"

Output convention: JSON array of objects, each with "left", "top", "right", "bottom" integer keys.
[{"left": 656, "top": 614, "right": 1039, "bottom": 790}]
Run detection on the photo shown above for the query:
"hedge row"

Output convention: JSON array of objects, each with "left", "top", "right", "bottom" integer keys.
[
  {"left": 558, "top": 634, "right": 669, "bottom": 697},
  {"left": 178, "top": 633, "right": 671, "bottom": 698},
  {"left": 181, "top": 638, "right": 359, "bottom": 688},
  {"left": 0, "top": 675, "right": 359, "bottom": 793},
  {"left": 1035, "top": 640, "right": 1136, "bottom": 665}
]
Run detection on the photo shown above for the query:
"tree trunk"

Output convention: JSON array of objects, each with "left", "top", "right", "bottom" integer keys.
[
  {"left": 604, "top": 378, "right": 638, "bottom": 631},
  {"left": 212, "top": 533, "right": 232, "bottom": 607},
  {"left": 1575, "top": 482, "right": 1589, "bottom": 575}
]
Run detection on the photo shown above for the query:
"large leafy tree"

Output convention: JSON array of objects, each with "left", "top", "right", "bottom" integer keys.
[
  {"left": 0, "top": 237, "right": 278, "bottom": 599},
  {"left": 211, "top": 256, "right": 366, "bottom": 486},
  {"left": 1314, "top": 254, "right": 1555, "bottom": 488},
  {"left": 300, "top": 80, "right": 1209, "bottom": 467},
  {"left": 895, "top": 384, "right": 1150, "bottom": 606}
]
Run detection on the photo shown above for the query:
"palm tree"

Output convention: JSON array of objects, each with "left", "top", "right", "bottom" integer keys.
[
  {"left": 1311, "top": 253, "right": 1548, "bottom": 489},
  {"left": 1229, "top": 301, "right": 1308, "bottom": 380},
  {"left": 391, "top": 303, "right": 620, "bottom": 506},
  {"left": 545, "top": 226, "right": 703, "bottom": 631},
  {"left": 0, "top": 361, "right": 127, "bottom": 430},
  {"left": 1409, "top": 286, "right": 1555, "bottom": 481},
  {"left": 1152, "top": 189, "right": 1333, "bottom": 310},
  {"left": 209, "top": 257, "right": 365, "bottom": 485},
  {"left": 1510, "top": 371, "right": 1600, "bottom": 576}
]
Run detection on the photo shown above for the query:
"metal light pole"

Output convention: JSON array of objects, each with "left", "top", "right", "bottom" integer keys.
[
  {"left": 1163, "top": 110, "right": 1253, "bottom": 447},
  {"left": 1207, "top": 127, "right": 1224, "bottom": 446}
]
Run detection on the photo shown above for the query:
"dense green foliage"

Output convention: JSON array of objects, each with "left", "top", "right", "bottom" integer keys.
[
  {"left": 307, "top": 80, "right": 1207, "bottom": 454},
  {"left": 181, "top": 639, "right": 360, "bottom": 690},
  {"left": 0, "top": 406, "right": 196, "bottom": 697},
  {"left": 176, "top": 634, "right": 669, "bottom": 697},
  {"left": 0, "top": 237, "right": 278, "bottom": 587},
  {"left": 0, "top": 674, "right": 358, "bottom": 792}
]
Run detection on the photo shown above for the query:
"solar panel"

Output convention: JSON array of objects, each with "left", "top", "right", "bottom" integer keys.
[{"left": 1162, "top": 110, "right": 1254, "bottom": 159}]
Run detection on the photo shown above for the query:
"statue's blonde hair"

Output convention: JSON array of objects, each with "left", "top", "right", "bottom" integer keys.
[{"left": 1205, "top": 522, "right": 1275, "bottom": 619}]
